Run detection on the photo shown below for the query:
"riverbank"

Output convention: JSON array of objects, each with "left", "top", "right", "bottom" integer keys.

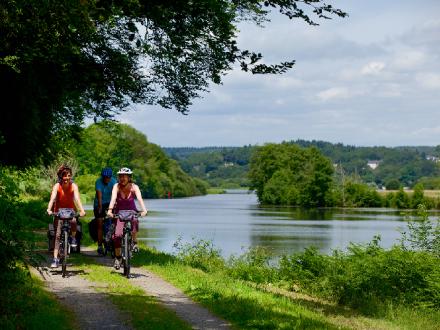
[
  {"left": 8, "top": 228, "right": 440, "bottom": 329},
  {"left": 2, "top": 195, "right": 439, "bottom": 329}
]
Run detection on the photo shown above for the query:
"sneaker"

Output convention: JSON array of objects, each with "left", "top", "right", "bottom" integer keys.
[
  {"left": 114, "top": 258, "right": 121, "bottom": 270},
  {"left": 97, "top": 245, "right": 104, "bottom": 255},
  {"left": 70, "top": 237, "right": 77, "bottom": 247},
  {"left": 132, "top": 242, "right": 139, "bottom": 253},
  {"left": 50, "top": 258, "right": 59, "bottom": 268}
]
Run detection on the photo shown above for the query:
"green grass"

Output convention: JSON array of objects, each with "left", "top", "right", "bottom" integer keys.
[
  {"left": 1, "top": 268, "right": 76, "bottom": 330},
  {"left": 207, "top": 187, "right": 227, "bottom": 194},
  {"left": 131, "top": 245, "right": 440, "bottom": 330}
]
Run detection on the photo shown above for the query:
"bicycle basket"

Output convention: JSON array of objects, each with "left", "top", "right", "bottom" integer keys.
[
  {"left": 118, "top": 210, "right": 136, "bottom": 221},
  {"left": 58, "top": 208, "right": 75, "bottom": 219}
]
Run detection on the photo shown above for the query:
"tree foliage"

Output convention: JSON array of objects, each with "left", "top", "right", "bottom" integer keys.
[
  {"left": 72, "top": 122, "right": 207, "bottom": 198},
  {"left": 0, "top": 0, "right": 346, "bottom": 166},
  {"left": 168, "top": 141, "right": 440, "bottom": 190},
  {"left": 248, "top": 143, "right": 334, "bottom": 207}
]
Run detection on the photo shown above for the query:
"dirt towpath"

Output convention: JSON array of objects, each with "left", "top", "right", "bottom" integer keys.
[
  {"left": 82, "top": 249, "right": 232, "bottom": 330},
  {"left": 34, "top": 248, "right": 231, "bottom": 330},
  {"left": 33, "top": 255, "right": 132, "bottom": 330}
]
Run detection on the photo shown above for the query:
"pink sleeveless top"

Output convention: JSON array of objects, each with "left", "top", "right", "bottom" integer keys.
[{"left": 114, "top": 184, "right": 137, "bottom": 212}]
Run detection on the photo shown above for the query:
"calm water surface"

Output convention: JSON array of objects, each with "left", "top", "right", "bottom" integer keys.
[{"left": 137, "top": 191, "right": 439, "bottom": 257}]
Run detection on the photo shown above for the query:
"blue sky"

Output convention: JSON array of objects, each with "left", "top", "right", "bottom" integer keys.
[{"left": 117, "top": 0, "right": 440, "bottom": 147}]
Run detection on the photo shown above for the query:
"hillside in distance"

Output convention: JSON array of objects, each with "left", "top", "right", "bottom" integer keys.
[{"left": 164, "top": 141, "right": 440, "bottom": 189}]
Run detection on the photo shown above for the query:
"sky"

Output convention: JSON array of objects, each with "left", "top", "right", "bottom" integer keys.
[{"left": 117, "top": 0, "right": 440, "bottom": 148}]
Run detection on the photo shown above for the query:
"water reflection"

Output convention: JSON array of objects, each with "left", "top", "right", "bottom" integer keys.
[{"left": 137, "top": 191, "right": 439, "bottom": 257}]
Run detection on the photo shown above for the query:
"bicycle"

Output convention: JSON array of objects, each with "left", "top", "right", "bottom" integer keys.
[
  {"left": 56, "top": 208, "right": 80, "bottom": 277},
  {"left": 114, "top": 210, "right": 140, "bottom": 278}
]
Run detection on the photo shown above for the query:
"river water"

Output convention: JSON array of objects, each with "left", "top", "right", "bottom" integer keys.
[{"left": 137, "top": 190, "right": 439, "bottom": 257}]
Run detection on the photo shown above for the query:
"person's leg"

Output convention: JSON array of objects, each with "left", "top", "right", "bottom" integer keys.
[
  {"left": 96, "top": 218, "right": 104, "bottom": 254},
  {"left": 70, "top": 218, "right": 77, "bottom": 246},
  {"left": 112, "top": 218, "right": 123, "bottom": 268},
  {"left": 131, "top": 219, "right": 139, "bottom": 251},
  {"left": 97, "top": 218, "right": 103, "bottom": 245},
  {"left": 52, "top": 218, "right": 61, "bottom": 267}
]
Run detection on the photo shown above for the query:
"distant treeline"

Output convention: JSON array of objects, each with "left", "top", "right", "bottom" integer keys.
[
  {"left": 249, "top": 143, "right": 438, "bottom": 208},
  {"left": 164, "top": 141, "right": 440, "bottom": 190}
]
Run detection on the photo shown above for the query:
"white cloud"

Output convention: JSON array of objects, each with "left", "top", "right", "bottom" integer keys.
[
  {"left": 116, "top": 1, "right": 440, "bottom": 147},
  {"left": 416, "top": 73, "right": 440, "bottom": 90},
  {"left": 392, "top": 50, "right": 427, "bottom": 70},
  {"left": 317, "top": 87, "right": 351, "bottom": 102},
  {"left": 361, "top": 61, "right": 386, "bottom": 75}
]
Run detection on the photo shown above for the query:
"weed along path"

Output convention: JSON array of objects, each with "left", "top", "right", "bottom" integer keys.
[{"left": 81, "top": 248, "right": 232, "bottom": 330}]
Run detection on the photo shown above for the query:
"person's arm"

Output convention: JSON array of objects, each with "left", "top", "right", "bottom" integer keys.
[
  {"left": 73, "top": 183, "right": 86, "bottom": 217},
  {"left": 133, "top": 184, "right": 148, "bottom": 217},
  {"left": 107, "top": 183, "right": 118, "bottom": 218},
  {"left": 47, "top": 183, "right": 59, "bottom": 215}
]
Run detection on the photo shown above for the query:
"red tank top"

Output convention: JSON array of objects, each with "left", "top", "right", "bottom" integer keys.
[{"left": 54, "top": 183, "right": 75, "bottom": 211}]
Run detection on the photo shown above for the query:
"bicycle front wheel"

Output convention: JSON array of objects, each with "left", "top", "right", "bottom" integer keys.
[
  {"left": 62, "top": 231, "right": 68, "bottom": 277},
  {"left": 123, "top": 233, "right": 131, "bottom": 277}
]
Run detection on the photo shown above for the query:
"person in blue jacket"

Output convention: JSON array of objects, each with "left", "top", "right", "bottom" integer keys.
[{"left": 94, "top": 167, "right": 117, "bottom": 255}]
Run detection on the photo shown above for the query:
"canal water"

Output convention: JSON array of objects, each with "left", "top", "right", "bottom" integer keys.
[{"left": 137, "top": 190, "right": 438, "bottom": 257}]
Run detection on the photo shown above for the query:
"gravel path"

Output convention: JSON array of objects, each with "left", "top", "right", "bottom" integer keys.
[
  {"left": 82, "top": 249, "right": 232, "bottom": 330},
  {"left": 32, "top": 252, "right": 132, "bottom": 330},
  {"left": 34, "top": 248, "right": 231, "bottom": 330}
]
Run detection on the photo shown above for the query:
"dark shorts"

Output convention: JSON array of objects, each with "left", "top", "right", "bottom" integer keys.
[{"left": 93, "top": 204, "right": 110, "bottom": 218}]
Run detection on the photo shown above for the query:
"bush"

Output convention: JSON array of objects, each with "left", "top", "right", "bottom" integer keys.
[
  {"left": 277, "top": 237, "right": 440, "bottom": 312},
  {"left": 173, "top": 237, "right": 225, "bottom": 272},
  {"left": 227, "top": 247, "right": 278, "bottom": 284},
  {"left": 400, "top": 204, "right": 440, "bottom": 256},
  {"left": 279, "top": 246, "right": 329, "bottom": 286}
]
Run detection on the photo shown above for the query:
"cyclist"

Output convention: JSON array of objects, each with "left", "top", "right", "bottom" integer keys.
[
  {"left": 107, "top": 167, "right": 147, "bottom": 269},
  {"left": 47, "top": 165, "right": 86, "bottom": 268},
  {"left": 94, "top": 167, "right": 116, "bottom": 255}
]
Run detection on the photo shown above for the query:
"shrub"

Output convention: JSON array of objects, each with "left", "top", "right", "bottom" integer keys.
[
  {"left": 278, "top": 237, "right": 440, "bottom": 312},
  {"left": 400, "top": 204, "right": 440, "bottom": 256},
  {"left": 173, "top": 237, "right": 225, "bottom": 272},
  {"left": 227, "top": 246, "right": 278, "bottom": 284}
]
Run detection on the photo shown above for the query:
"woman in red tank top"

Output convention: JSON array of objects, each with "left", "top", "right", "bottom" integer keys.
[{"left": 47, "top": 165, "right": 86, "bottom": 268}]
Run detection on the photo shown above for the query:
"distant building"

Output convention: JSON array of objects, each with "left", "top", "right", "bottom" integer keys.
[
  {"left": 367, "top": 160, "right": 381, "bottom": 170},
  {"left": 426, "top": 155, "right": 440, "bottom": 162}
]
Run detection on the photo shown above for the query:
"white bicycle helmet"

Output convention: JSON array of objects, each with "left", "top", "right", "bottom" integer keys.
[{"left": 117, "top": 167, "right": 133, "bottom": 175}]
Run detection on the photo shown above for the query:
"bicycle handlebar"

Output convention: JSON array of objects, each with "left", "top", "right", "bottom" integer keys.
[
  {"left": 53, "top": 208, "right": 81, "bottom": 219},
  {"left": 113, "top": 210, "right": 141, "bottom": 221}
]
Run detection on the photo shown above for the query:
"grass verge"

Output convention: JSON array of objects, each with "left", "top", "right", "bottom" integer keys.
[
  {"left": 1, "top": 267, "right": 76, "bottom": 330},
  {"left": 131, "top": 245, "right": 440, "bottom": 330}
]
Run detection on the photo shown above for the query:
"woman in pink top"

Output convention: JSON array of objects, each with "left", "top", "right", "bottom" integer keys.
[{"left": 107, "top": 167, "right": 147, "bottom": 269}]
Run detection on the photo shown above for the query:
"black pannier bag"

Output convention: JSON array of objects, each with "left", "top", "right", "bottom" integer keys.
[{"left": 88, "top": 217, "right": 98, "bottom": 242}]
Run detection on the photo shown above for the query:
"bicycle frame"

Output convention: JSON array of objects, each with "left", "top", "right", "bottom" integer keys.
[
  {"left": 114, "top": 210, "right": 139, "bottom": 278},
  {"left": 55, "top": 208, "right": 79, "bottom": 278}
]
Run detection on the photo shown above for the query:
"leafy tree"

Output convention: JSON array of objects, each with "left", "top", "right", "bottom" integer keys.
[
  {"left": 249, "top": 143, "right": 334, "bottom": 207},
  {"left": 0, "top": 0, "right": 346, "bottom": 166},
  {"left": 394, "top": 188, "right": 410, "bottom": 209},
  {"left": 72, "top": 122, "right": 206, "bottom": 198},
  {"left": 385, "top": 179, "right": 401, "bottom": 190}
]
